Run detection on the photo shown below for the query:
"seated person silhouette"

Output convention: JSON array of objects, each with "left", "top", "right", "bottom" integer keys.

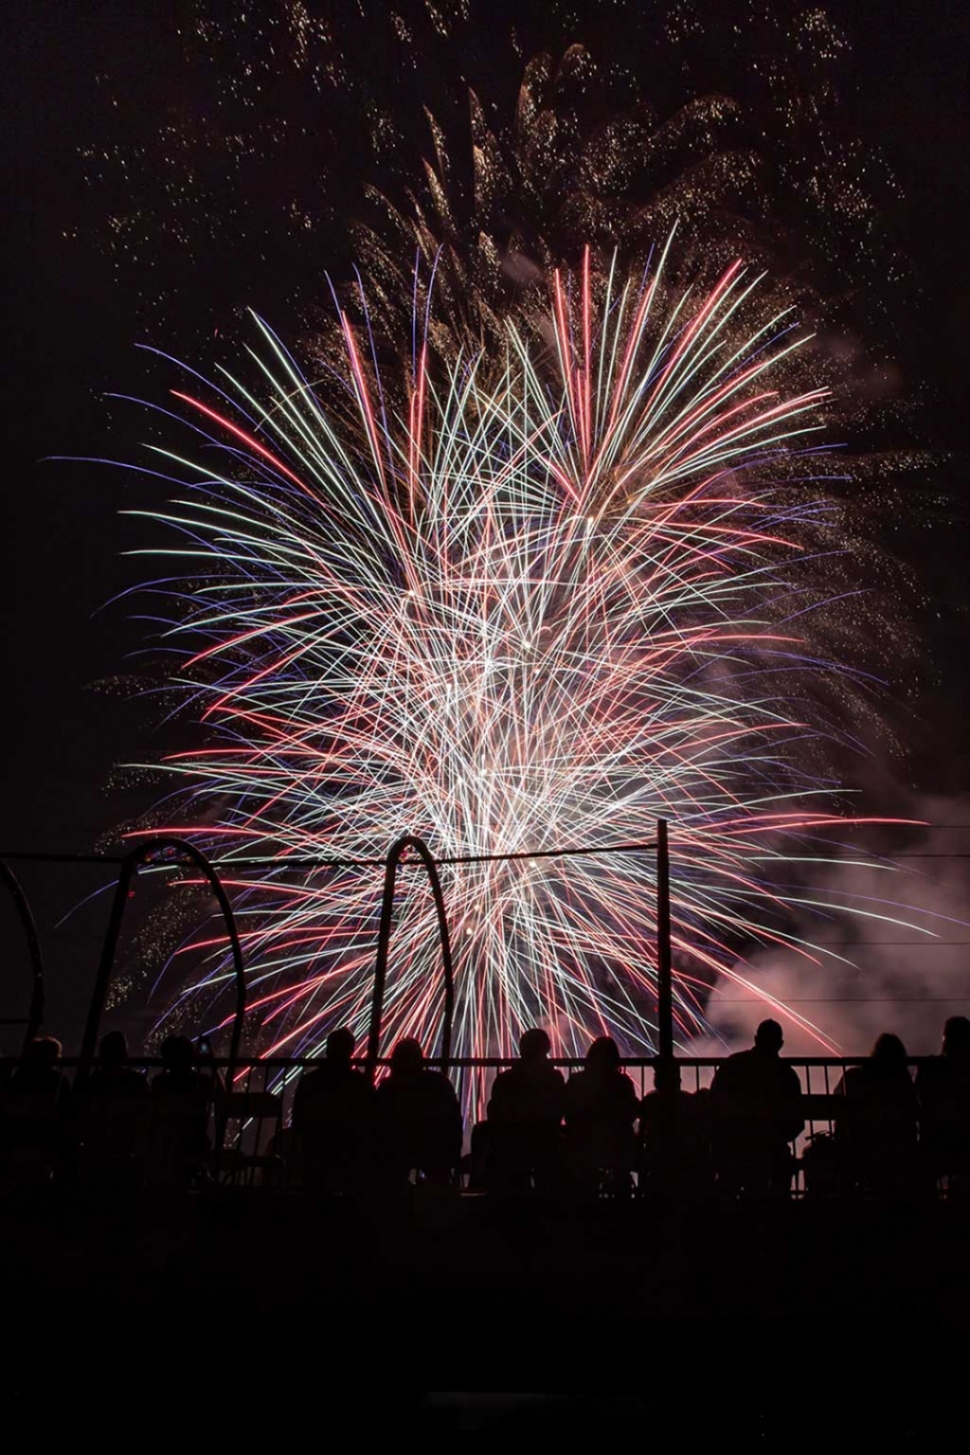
[
  {"left": 75, "top": 1031, "right": 149, "bottom": 1181},
  {"left": 835, "top": 1032, "right": 919, "bottom": 1197},
  {"left": 3, "top": 1036, "right": 71, "bottom": 1182},
  {"left": 86, "top": 1031, "right": 147, "bottom": 1098},
  {"left": 8, "top": 1036, "right": 70, "bottom": 1104},
  {"left": 710, "top": 1019, "right": 803, "bottom": 1197},
  {"left": 562, "top": 1037, "right": 638, "bottom": 1193},
  {"left": 373, "top": 1038, "right": 462, "bottom": 1185},
  {"left": 147, "top": 1035, "right": 214, "bottom": 1186},
  {"left": 639, "top": 1059, "right": 712, "bottom": 1197},
  {"left": 485, "top": 1028, "right": 565, "bottom": 1191},
  {"left": 292, "top": 1027, "right": 374, "bottom": 1191},
  {"left": 917, "top": 1016, "right": 970, "bottom": 1188}
]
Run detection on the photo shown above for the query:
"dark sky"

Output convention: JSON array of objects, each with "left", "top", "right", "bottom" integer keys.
[{"left": 2, "top": 0, "right": 970, "bottom": 1047}]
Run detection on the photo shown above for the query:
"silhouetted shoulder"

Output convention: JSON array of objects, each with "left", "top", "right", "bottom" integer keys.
[
  {"left": 780, "top": 1061, "right": 802, "bottom": 1095},
  {"left": 424, "top": 1069, "right": 460, "bottom": 1104}
]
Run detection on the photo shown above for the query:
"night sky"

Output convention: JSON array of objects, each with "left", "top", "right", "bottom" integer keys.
[{"left": 3, "top": 0, "right": 970, "bottom": 1049}]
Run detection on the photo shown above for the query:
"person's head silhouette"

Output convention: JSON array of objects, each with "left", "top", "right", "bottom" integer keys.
[
  {"left": 653, "top": 1059, "right": 682, "bottom": 1094},
  {"left": 586, "top": 1036, "right": 621, "bottom": 1074},
  {"left": 942, "top": 1016, "right": 970, "bottom": 1059},
  {"left": 871, "top": 1032, "right": 907, "bottom": 1069},
  {"left": 99, "top": 1030, "right": 128, "bottom": 1067},
  {"left": 25, "top": 1036, "right": 61, "bottom": 1068},
  {"left": 390, "top": 1037, "right": 424, "bottom": 1076},
  {"left": 519, "top": 1028, "right": 551, "bottom": 1063},
  {"left": 160, "top": 1034, "right": 194, "bottom": 1072},
  {"left": 754, "top": 1019, "right": 784, "bottom": 1055},
  {"left": 326, "top": 1027, "right": 355, "bottom": 1065}
]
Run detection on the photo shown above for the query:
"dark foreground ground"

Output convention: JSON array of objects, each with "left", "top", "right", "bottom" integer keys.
[{"left": 2, "top": 1189, "right": 966, "bottom": 1443}]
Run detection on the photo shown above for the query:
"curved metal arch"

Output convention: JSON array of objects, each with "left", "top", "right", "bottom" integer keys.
[
  {"left": 365, "top": 835, "right": 455, "bottom": 1083},
  {"left": 0, "top": 861, "right": 46, "bottom": 1049},
  {"left": 79, "top": 837, "right": 247, "bottom": 1083}
]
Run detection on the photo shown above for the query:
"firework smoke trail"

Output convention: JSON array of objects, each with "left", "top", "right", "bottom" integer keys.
[{"left": 124, "top": 244, "right": 910, "bottom": 1107}]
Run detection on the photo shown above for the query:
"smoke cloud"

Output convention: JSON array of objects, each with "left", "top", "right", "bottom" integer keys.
[{"left": 696, "top": 799, "right": 970, "bottom": 1057}]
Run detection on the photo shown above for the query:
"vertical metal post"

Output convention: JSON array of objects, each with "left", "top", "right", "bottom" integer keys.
[
  {"left": 366, "top": 842, "right": 401, "bottom": 1082},
  {"left": 656, "top": 818, "right": 673, "bottom": 1063},
  {"left": 0, "top": 861, "right": 47, "bottom": 1049}
]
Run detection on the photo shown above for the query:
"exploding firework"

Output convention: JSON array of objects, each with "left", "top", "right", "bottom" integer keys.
[
  {"left": 78, "top": 4, "right": 909, "bottom": 353},
  {"left": 119, "top": 236, "right": 903, "bottom": 1103}
]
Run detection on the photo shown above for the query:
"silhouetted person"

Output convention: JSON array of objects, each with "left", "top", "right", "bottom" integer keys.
[
  {"left": 8, "top": 1036, "right": 70, "bottom": 1104},
  {"left": 151, "top": 1035, "right": 196, "bottom": 1094},
  {"left": 710, "top": 1020, "right": 803, "bottom": 1197},
  {"left": 485, "top": 1028, "right": 566, "bottom": 1191},
  {"left": 3, "top": 1036, "right": 71, "bottom": 1182},
  {"left": 917, "top": 1016, "right": 970, "bottom": 1188},
  {"left": 87, "top": 1031, "right": 148, "bottom": 1098},
  {"left": 563, "top": 1037, "right": 638, "bottom": 1193},
  {"left": 639, "top": 1060, "right": 712, "bottom": 1198},
  {"left": 292, "top": 1028, "right": 374, "bottom": 1191},
  {"left": 374, "top": 1038, "right": 462, "bottom": 1185},
  {"left": 75, "top": 1031, "right": 149, "bottom": 1182},
  {"left": 488, "top": 1029, "right": 565, "bottom": 1125},
  {"left": 147, "top": 1035, "right": 213, "bottom": 1186},
  {"left": 835, "top": 1033, "right": 919, "bottom": 1197}
]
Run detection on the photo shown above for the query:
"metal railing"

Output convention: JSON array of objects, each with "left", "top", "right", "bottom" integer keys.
[
  {"left": 0, "top": 822, "right": 669, "bottom": 1076},
  {"left": 1, "top": 825, "right": 962, "bottom": 1199},
  {"left": 0, "top": 1051, "right": 947, "bottom": 1198}
]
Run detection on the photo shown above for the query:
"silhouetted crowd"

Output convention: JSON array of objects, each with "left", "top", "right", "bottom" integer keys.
[
  {"left": 289, "top": 1015, "right": 970, "bottom": 1200},
  {"left": 2, "top": 1016, "right": 970, "bottom": 1200},
  {"left": 0, "top": 1031, "right": 218, "bottom": 1188}
]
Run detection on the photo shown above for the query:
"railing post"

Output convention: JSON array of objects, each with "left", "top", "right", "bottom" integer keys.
[
  {"left": 656, "top": 818, "right": 673, "bottom": 1063},
  {"left": 366, "top": 839, "right": 402, "bottom": 1082}
]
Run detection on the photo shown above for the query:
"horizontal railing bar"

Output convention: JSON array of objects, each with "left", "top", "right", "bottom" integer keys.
[
  {"left": 0, "top": 1054, "right": 939, "bottom": 1070},
  {"left": 0, "top": 837, "right": 658, "bottom": 871}
]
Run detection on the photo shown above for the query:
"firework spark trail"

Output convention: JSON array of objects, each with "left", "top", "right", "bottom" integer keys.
[{"left": 122, "top": 245, "right": 922, "bottom": 1109}]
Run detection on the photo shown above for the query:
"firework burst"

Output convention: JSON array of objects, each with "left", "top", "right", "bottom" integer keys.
[{"left": 124, "top": 239, "right": 896, "bottom": 1104}]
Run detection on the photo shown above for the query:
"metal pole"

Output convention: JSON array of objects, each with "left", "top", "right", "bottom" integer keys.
[
  {"left": 366, "top": 839, "right": 402, "bottom": 1082},
  {"left": 80, "top": 857, "right": 137, "bottom": 1076},
  {"left": 656, "top": 818, "right": 673, "bottom": 1063},
  {"left": 0, "top": 861, "right": 47, "bottom": 1048}
]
